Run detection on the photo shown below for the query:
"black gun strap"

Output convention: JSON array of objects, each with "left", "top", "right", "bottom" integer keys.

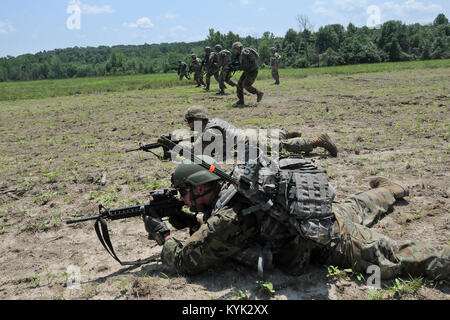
[{"left": 94, "top": 217, "right": 158, "bottom": 266}]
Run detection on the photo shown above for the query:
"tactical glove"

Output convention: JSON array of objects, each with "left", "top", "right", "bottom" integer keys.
[
  {"left": 168, "top": 211, "right": 201, "bottom": 235},
  {"left": 143, "top": 215, "right": 170, "bottom": 246}
]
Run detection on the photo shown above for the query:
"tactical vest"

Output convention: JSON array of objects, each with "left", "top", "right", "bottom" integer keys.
[{"left": 212, "top": 155, "right": 336, "bottom": 245}]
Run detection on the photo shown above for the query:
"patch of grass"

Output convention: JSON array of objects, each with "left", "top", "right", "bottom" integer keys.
[
  {"left": 230, "top": 287, "right": 249, "bottom": 300},
  {"left": 1, "top": 59, "right": 448, "bottom": 101},
  {"left": 33, "top": 192, "right": 58, "bottom": 206},
  {"left": 255, "top": 280, "right": 275, "bottom": 297},
  {"left": 367, "top": 288, "right": 386, "bottom": 300},
  {"left": 386, "top": 277, "right": 424, "bottom": 298}
]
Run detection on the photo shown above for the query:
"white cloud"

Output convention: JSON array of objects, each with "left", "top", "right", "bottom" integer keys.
[
  {"left": 334, "top": 0, "right": 368, "bottom": 11},
  {"left": 80, "top": 3, "right": 115, "bottom": 15},
  {"left": 240, "top": 0, "right": 250, "bottom": 5},
  {"left": 169, "top": 25, "right": 187, "bottom": 36},
  {"left": 123, "top": 17, "right": 155, "bottom": 29},
  {"left": 0, "top": 20, "right": 14, "bottom": 35},
  {"left": 382, "top": 0, "right": 442, "bottom": 15},
  {"left": 164, "top": 12, "right": 177, "bottom": 19}
]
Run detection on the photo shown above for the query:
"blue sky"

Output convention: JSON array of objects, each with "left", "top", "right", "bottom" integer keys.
[{"left": 0, "top": 0, "right": 448, "bottom": 57}]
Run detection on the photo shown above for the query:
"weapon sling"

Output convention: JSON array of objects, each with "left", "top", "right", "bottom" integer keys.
[{"left": 93, "top": 205, "right": 158, "bottom": 266}]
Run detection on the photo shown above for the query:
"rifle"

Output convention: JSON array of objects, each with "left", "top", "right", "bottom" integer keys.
[
  {"left": 125, "top": 134, "right": 191, "bottom": 160},
  {"left": 66, "top": 188, "right": 199, "bottom": 266},
  {"left": 229, "top": 60, "right": 241, "bottom": 76}
]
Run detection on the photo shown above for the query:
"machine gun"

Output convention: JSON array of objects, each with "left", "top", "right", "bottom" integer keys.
[{"left": 66, "top": 189, "right": 199, "bottom": 266}]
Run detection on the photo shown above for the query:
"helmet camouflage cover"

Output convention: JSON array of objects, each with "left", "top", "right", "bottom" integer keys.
[
  {"left": 184, "top": 105, "right": 209, "bottom": 121},
  {"left": 232, "top": 42, "right": 243, "bottom": 51},
  {"left": 172, "top": 155, "right": 221, "bottom": 188},
  {"left": 214, "top": 44, "right": 223, "bottom": 52}
]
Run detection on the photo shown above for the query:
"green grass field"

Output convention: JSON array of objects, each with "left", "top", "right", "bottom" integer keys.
[{"left": 0, "top": 59, "right": 448, "bottom": 101}]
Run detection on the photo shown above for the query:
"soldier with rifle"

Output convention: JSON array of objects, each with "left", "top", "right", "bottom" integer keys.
[
  {"left": 143, "top": 145, "right": 449, "bottom": 280},
  {"left": 231, "top": 42, "right": 264, "bottom": 107},
  {"left": 203, "top": 46, "right": 221, "bottom": 92},
  {"left": 217, "top": 46, "right": 236, "bottom": 95},
  {"left": 178, "top": 60, "right": 190, "bottom": 81}
]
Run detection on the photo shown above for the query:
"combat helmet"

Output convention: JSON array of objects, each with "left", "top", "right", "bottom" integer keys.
[
  {"left": 214, "top": 44, "right": 223, "bottom": 52},
  {"left": 232, "top": 42, "right": 243, "bottom": 51},
  {"left": 191, "top": 53, "right": 197, "bottom": 59},
  {"left": 205, "top": 46, "right": 211, "bottom": 52},
  {"left": 172, "top": 155, "right": 221, "bottom": 188},
  {"left": 184, "top": 105, "right": 209, "bottom": 121}
]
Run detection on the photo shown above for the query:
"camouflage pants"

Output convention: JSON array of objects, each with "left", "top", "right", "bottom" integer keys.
[
  {"left": 205, "top": 69, "right": 220, "bottom": 90},
  {"left": 325, "top": 188, "right": 450, "bottom": 280},
  {"left": 219, "top": 68, "right": 236, "bottom": 91},
  {"left": 179, "top": 72, "right": 190, "bottom": 81},
  {"left": 272, "top": 67, "right": 280, "bottom": 84},
  {"left": 194, "top": 71, "right": 205, "bottom": 86},
  {"left": 280, "top": 137, "right": 315, "bottom": 154},
  {"left": 237, "top": 70, "right": 259, "bottom": 101}
]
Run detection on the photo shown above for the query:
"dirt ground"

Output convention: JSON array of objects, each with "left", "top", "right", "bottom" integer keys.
[{"left": 0, "top": 66, "right": 449, "bottom": 300}]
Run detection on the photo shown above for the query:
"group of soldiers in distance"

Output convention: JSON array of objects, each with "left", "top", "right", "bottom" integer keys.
[{"left": 177, "top": 43, "right": 281, "bottom": 107}]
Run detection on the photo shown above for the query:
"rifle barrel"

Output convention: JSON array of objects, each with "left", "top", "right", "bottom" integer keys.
[{"left": 66, "top": 216, "right": 99, "bottom": 224}]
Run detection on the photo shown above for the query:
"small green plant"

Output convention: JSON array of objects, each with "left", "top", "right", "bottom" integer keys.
[
  {"left": 42, "top": 171, "right": 59, "bottom": 184},
  {"left": 367, "top": 288, "right": 386, "bottom": 300},
  {"left": 326, "top": 265, "right": 346, "bottom": 279},
  {"left": 387, "top": 276, "right": 423, "bottom": 298},
  {"left": 34, "top": 192, "right": 58, "bottom": 206},
  {"left": 256, "top": 280, "right": 275, "bottom": 296},
  {"left": 230, "top": 287, "right": 248, "bottom": 300}
]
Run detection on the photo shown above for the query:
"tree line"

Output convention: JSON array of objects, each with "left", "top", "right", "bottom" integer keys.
[{"left": 0, "top": 14, "right": 448, "bottom": 82}]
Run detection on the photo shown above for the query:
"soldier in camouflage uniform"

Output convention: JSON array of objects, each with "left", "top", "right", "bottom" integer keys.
[
  {"left": 232, "top": 42, "right": 264, "bottom": 107},
  {"left": 204, "top": 46, "right": 221, "bottom": 91},
  {"left": 178, "top": 60, "right": 190, "bottom": 81},
  {"left": 174, "top": 106, "right": 241, "bottom": 162},
  {"left": 144, "top": 158, "right": 449, "bottom": 280},
  {"left": 178, "top": 106, "right": 338, "bottom": 158},
  {"left": 190, "top": 54, "right": 205, "bottom": 87},
  {"left": 217, "top": 46, "right": 236, "bottom": 95},
  {"left": 270, "top": 47, "right": 281, "bottom": 85}
]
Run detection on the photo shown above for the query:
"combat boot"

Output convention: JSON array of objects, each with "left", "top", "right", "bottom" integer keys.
[
  {"left": 233, "top": 100, "right": 245, "bottom": 108},
  {"left": 369, "top": 177, "right": 409, "bottom": 199},
  {"left": 311, "top": 133, "right": 338, "bottom": 157},
  {"left": 216, "top": 90, "right": 225, "bottom": 95},
  {"left": 257, "top": 91, "right": 264, "bottom": 103}
]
